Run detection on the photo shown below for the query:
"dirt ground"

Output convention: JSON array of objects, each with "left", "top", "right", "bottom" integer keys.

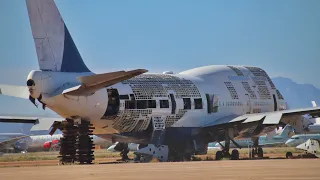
[{"left": 0, "top": 159, "right": 319, "bottom": 180}]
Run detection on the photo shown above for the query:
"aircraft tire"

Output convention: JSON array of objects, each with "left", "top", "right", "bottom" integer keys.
[
  {"left": 230, "top": 149, "right": 239, "bottom": 160},
  {"left": 257, "top": 147, "right": 263, "bottom": 158},
  {"left": 286, "top": 152, "right": 293, "bottom": 159},
  {"left": 215, "top": 151, "right": 223, "bottom": 160}
]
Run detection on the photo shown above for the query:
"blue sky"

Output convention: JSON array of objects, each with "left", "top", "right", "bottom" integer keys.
[{"left": 0, "top": 0, "right": 319, "bottom": 115}]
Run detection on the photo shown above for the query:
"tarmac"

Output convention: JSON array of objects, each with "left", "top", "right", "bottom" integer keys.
[{"left": 0, "top": 159, "right": 319, "bottom": 180}]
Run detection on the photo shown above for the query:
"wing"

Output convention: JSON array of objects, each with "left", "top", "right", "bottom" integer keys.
[
  {"left": 0, "top": 136, "right": 30, "bottom": 150},
  {"left": 204, "top": 107, "right": 320, "bottom": 133},
  {"left": 0, "top": 115, "right": 64, "bottom": 131}
]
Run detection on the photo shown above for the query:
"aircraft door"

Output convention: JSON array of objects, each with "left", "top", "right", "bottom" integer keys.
[
  {"left": 272, "top": 94, "right": 278, "bottom": 111},
  {"left": 206, "top": 94, "right": 219, "bottom": 113},
  {"left": 169, "top": 94, "right": 176, "bottom": 114},
  {"left": 244, "top": 94, "right": 252, "bottom": 114}
]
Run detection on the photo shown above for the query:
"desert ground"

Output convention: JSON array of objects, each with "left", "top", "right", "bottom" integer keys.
[
  {"left": 0, "top": 147, "right": 318, "bottom": 180},
  {"left": 0, "top": 159, "right": 319, "bottom": 180}
]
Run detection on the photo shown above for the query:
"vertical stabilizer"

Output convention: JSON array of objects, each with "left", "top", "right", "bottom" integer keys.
[
  {"left": 26, "top": 0, "right": 90, "bottom": 72},
  {"left": 279, "top": 125, "right": 294, "bottom": 138}
]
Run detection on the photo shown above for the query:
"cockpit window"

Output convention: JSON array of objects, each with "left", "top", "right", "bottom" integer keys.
[{"left": 291, "top": 137, "right": 299, "bottom": 140}]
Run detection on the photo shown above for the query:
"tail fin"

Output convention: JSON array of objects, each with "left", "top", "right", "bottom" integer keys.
[
  {"left": 279, "top": 125, "right": 294, "bottom": 138},
  {"left": 312, "top": 101, "right": 317, "bottom": 107},
  {"left": 26, "top": 0, "right": 90, "bottom": 72}
]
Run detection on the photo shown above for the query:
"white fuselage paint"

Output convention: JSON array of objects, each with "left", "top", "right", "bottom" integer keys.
[{"left": 26, "top": 65, "right": 288, "bottom": 136}]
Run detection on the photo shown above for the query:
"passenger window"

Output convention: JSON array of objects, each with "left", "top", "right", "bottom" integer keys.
[
  {"left": 148, "top": 100, "right": 156, "bottom": 108},
  {"left": 183, "top": 98, "right": 191, "bottom": 109},
  {"left": 194, "top": 98, "right": 203, "bottom": 109},
  {"left": 160, "top": 100, "right": 169, "bottom": 108}
]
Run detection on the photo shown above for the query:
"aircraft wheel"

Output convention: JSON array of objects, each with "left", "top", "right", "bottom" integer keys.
[
  {"left": 133, "top": 154, "right": 141, "bottom": 162},
  {"left": 215, "top": 151, "right": 223, "bottom": 160},
  {"left": 252, "top": 149, "right": 256, "bottom": 157},
  {"left": 230, "top": 149, "right": 239, "bottom": 160},
  {"left": 286, "top": 152, "right": 293, "bottom": 159},
  {"left": 257, "top": 147, "right": 263, "bottom": 158}
]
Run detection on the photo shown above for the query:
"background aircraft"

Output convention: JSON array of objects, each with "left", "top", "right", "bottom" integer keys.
[
  {"left": 37, "top": 134, "right": 108, "bottom": 151},
  {"left": 295, "top": 139, "right": 320, "bottom": 158},
  {"left": 0, "top": 133, "right": 31, "bottom": 154},
  {"left": 285, "top": 134, "right": 320, "bottom": 147},
  {"left": 212, "top": 125, "right": 295, "bottom": 149},
  {"left": 1, "top": 0, "right": 320, "bottom": 163}
]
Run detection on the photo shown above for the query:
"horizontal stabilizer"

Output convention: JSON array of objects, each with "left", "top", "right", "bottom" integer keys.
[
  {"left": 0, "top": 85, "right": 29, "bottom": 99},
  {"left": 63, "top": 69, "right": 148, "bottom": 96},
  {"left": 0, "top": 115, "right": 64, "bottom": 131}
]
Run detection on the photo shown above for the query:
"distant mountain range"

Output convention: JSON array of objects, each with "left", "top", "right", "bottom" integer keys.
[
  {"left": 272, "top": 77, "right": 320, "bottom": 109},
  {"left": 0, "top": 77, "right": 319, "bottom": 134}
]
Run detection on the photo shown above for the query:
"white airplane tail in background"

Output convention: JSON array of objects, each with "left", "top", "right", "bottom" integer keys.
[{"left": 26, "top": 0, "right": 90, "bottom": 73}]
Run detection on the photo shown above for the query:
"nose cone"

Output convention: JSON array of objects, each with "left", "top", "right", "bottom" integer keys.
[
  {"left": 285, "top": 139, "right": 295, "bottom": 147},
  {"left": 107, "top": 145, "right": 116, "bottom": 152}
]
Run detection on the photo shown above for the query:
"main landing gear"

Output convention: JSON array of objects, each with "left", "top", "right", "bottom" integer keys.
[
  {"left": 58, "top": 119, "right": 95, "bottom": 165},
  {"left": 215, "top": 130, "right": 240, "bottom": 160},
  {"left": 250, "top": 137, "right": 263, "bottom": 159}
]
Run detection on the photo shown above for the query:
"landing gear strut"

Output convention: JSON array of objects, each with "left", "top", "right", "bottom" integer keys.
[
  {"left": 251, "top": 137, "right": 263, "bottom": 158},
  {"left": 77, "top": 121, "right": 95, "bottom": 164},
  {"left": 120, "top": 144, "right": 130, "bottom": 161},
  {"left": 215, "top": 129, "right": 240, "bottom": 160},
  {"left": 58, "top": 120, "right": 77, "bottom": 164},
  {"left": 58, "top": 119, "right": 95, "bottom": 164}
]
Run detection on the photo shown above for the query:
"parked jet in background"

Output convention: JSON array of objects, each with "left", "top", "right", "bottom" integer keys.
[
  {"left": 107, "top": 142, "right": 139, "bottom": 152},
  {"left": 1, "top": 0, "right": 320, "bottom": 163},
  {"left": 211, "top": 125, "right": 295, "bottom": 149},
  {"left": 38, "top": 134, "right": 108, "bottom": 151},
  {"left": 285, "top": 134, "right": 320, "bottom": 147},
  {"left": 295, "top": 139, "right": 320, "bottom": 158},
  {"left": 0, "top": 133, "right": 31, "bottom": 154},
  {"left": 216, "top": 126, "right": 293, "bottom": 148}
]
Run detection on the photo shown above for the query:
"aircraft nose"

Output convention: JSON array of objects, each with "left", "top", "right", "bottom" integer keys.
[
  {"left": 285, "top": 139, "right": 294, "bottom": 147},
  {"left": 107, "top": 145, "right": 116, "bottom": 152}
]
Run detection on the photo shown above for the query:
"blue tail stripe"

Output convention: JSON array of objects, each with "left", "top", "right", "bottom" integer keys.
[{"left": 61, "top": 25, "right": 90, "bottom": 72}]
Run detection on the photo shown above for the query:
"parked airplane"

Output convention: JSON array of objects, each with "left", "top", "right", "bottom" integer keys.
[
  {"left": 1, "top": 0, "right": 320, "bottom": 163},
  {"left": 38, "top": 134, "right": 108, "bottom": 151},
  {"left": 285, "top": 134, "right": 320, "bottom": 147},
  {"left": 212, "top": 125, "right": 294, "bottom": 150},
  {"left": 295, "top": 139, "right": 320, "bottom": 158},
  {"left": 107, "top": 142, "right": 139, "bottom": 153},
  {"left": 0, "top": 133, "right": 31, "bottom": 154}
]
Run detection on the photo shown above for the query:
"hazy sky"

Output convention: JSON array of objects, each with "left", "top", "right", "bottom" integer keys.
[{"left": 0, "top": 0, "right": 319, "bottom": 115}]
